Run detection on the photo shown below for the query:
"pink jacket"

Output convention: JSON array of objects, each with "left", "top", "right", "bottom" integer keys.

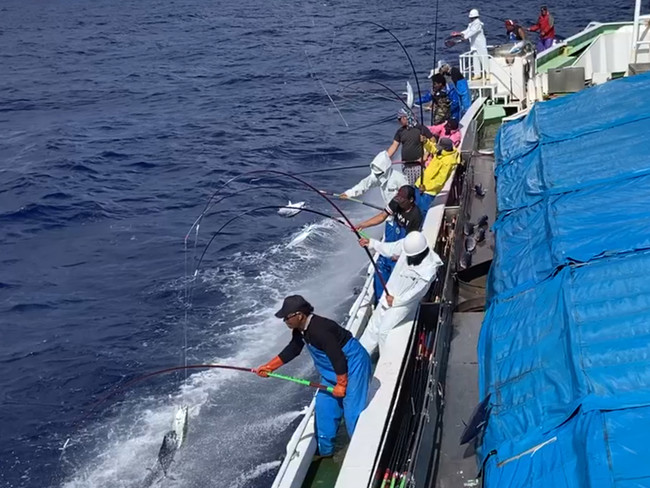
[{"left": 428, "top": 124, "right": 461, "bottom": 147}]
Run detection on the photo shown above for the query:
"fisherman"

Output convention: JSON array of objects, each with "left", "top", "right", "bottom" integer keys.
[
  {"left": 451, "top": 9, "right": 488, "bottom": 80},
  {"left": 417, "top": 74, "right": 452, "bottom": 127},
  {"left": 340, "top": 149, "right": 407, "bottom": 301},
  {"left": 529, "top": 6, "right": 555, "bottom": 52},
  {"left": 428, "top": 119, "right": 461, "bottom": 148},
  {"left": 505, "top": 19, "right": 527, "bottom": 42},
  {"left": 450, "top": 67, "right": 472, "bottom": 117},
  {"left": 387, "top": 107, "right": 434, "bottom": 186},
  {"left": 430, "top": 64, "right": 461, "bottom": 121},
  {"left": 358, "top": 232, "right": 442, "bottom": 356},
  {"left": 355, "top": 185, "right": 423, "bottom": 236},
  {"left": 416, "top": 137, "right": 460, "bottom": 209},
  {"left": 354, "top": 185, "right": 423, "bottom": 302},
  {"left": 256, "top": 295, "right": 371, "bottom": 458}
]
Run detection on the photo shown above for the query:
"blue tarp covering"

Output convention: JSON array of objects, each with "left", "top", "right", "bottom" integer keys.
[{"left": 479, "top": 71, "right": 650, "bottom": 488}]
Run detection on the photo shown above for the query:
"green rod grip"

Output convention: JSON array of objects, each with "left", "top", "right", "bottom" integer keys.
[{"left": 267, "top": 372, "right": 334, "bottom": 393}]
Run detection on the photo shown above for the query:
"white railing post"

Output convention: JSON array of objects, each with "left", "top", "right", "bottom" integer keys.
[{"left": 631, "top": 0, "right": 642, "bottom": 64}]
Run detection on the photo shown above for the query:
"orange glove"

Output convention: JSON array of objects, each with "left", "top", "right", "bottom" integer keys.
[
  {"left": 255, "top": 356, "right": 283, "bottom": 378},
  {"left": 332, "top": 374, "right": 348, "bottom": 398}
]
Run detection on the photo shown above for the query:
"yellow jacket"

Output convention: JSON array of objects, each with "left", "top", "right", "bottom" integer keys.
[{"left": 416, "top": 141, "right": 460, "bottom": 195}]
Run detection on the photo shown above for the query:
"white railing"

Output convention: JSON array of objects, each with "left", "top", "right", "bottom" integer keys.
[
  {"left": 460, "top": 51, "right": 490, "bottom": 81},
  {"left": 631, "top": 0, "right": 650, "bottom": 64},
  {"left": 460, "top": 50, "right": 527, "bottom": 104}
]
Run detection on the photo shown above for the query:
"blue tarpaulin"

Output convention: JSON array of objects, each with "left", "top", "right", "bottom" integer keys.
[{"left": 479, "top": 71, "right": 650, "bottom": 488}]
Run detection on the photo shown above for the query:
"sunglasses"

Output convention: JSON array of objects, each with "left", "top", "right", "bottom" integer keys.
[{"left": 283, "top": 312, "right": 301, "bottom": 322}]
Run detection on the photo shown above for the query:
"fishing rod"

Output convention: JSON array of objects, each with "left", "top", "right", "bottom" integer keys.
[
  {"left": 77, "top": 363, "right": 334, "bottom": 425},
  {"left": 194, "top": 204, "right": 371, "bottom": 274},
  {"left": 431, "top": 0, "right": 441, "bottom": 126},
  {"left": 337, "top": 80, "right": 415, "bottom": 116},
  {"left": 294, "top": 164, "right": 369, "bottom": 176},
  {"left": 343, "top": 21, "right": 424, "bottom": 125},
  {"left": 319, "top": 190, "right": 384, "bottom": 211},
  {"left": 187, "top": 169, "right": 379, "bottom": 244},
  {"left": 199, "top": 184, "right": 381, "bottom": 220},
  {"left": 188, "top": 169, "right": 389, "bottom": 293}
]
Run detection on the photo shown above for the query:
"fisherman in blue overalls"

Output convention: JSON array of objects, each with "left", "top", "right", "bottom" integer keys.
[{"left": 256, "top": 295, "right": 372, "bottom": 458}]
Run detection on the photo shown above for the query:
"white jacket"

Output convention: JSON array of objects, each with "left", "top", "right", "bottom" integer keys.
[
  {"left": 369, "top": 238, "right": 442, "bottom": 308},
  {"left": 344, "top": 151, "right": 407, "bottom": 206},
  {"left": 462, "top": 18, "right": 487, "bottom": 54},
  {"left": 359, "top": 238, "right": 442, "bottom": 355}
]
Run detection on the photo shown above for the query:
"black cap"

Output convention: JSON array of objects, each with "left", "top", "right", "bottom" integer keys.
[
  {"left": 274, "top": 295, "right": 313, "bottom": 318},
  {"left": 438, "top": 137, "right": 454, "bottom": 151}
]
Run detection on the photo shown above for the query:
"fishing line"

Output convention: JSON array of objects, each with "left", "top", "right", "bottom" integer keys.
[
  {"left": 343, "top": 21, "right": 424, "bottom": 125},
  {"left": 341, "top": 115, "right": 398, "bottom": 133},
  {"left": 336, "top": 80, "right": 415, "bottom": 115},
  {"left": 305, "top": 50, "right": 349, "bottom": 127},
  {"left": 431, "top": 0, "right": 441, "bottom": 125}
]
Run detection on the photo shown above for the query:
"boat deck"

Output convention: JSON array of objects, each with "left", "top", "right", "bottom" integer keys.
[
  {"left": 435, "top": 312, "right": 481, "bottom": 488},
  {"left": 435, "top": 144, "right": 495, "bottom": 487}
]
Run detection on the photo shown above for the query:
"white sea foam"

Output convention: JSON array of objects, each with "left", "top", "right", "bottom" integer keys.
[{"left": 61, "top": 202, "right": 374, "bottom": 488}]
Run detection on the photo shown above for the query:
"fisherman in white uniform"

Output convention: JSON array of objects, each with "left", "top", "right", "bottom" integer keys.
[
  {"left": 341, "top": 150, "right": 406, "bottom": 207},
  {"left": 452, "top": 9, "right": 488, "bottom": 80},
  {"left": 341, "top": 151, "right": 408, "bottom": 301},
  {"left": 357, "top": 231, "right": 442, "bottom": 356}
]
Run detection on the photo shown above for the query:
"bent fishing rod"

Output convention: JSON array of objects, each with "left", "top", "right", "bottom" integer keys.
[
  {"left": 187, "top": 169, "right": 389, "bottom": 293},
  {"left": 343, "top": 21, "right": 424, "bottom": 125},
  {"left": 199, "top": 185, "right": 383, "bottom": 222},
  {"left": 186, "top": 167, "right": 381, "bottom": 242},
  {"left": 194, "top": 204, "right": 372, "bottom": 276},
  {"left": 336, "top": 79, "right": 415, "bottom": 116},
  {"left": 74, "top": 363, "right": 334, "bottom": 429}
]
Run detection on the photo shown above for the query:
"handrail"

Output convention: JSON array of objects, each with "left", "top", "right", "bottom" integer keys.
[{"left": 459, "top": 51, "right": 526, "bottom": 100}]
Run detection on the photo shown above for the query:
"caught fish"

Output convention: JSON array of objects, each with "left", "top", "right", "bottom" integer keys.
[
  {"left": 477, "top": 215, "right": 489, "bottom": 227},
  {"left": 405, "top": 81, "right": 414, "bottom": 108},
  {"left": 475, "top": 227, "right": 486, "bottom": 243},
  {"left": 141, "top": 431, "right": 179, "bottom": 487},
  {"left": 277, "top": 201, "right": 306, "bottom": 218},
  {"left": 460, "top": 394, "right": 491, "bottom": 445},
  {"left": 465, "top": 236, "right": 476, "bottom": 253},
  {"left": 141, "top": 405, "right": 188, "bottom": 487},
  {"left": 158, "top": 430, "right": 179, "bottom": 476},
  {"left": 459, "top": 252, "right": 472, "bottom": 270},
  {"left": 173, "top": 405, "right": 189, "bottom": 448},
  {"left": 474, "top": 183, "right": 486, "bottom": 197},
  {"left": 463, "top": 222, "right": 474, "bottom": 236},
  {"left": 287, "top": 223, "right": 317, "bottom": 248}
]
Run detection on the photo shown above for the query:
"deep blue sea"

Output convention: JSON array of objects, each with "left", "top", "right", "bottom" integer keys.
[{"left": 0, "top": 0, "right": 634, "bottom": 486}]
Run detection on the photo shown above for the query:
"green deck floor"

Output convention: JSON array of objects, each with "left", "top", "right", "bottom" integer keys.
[{"left": 302, "top": 427, "right": 349, "bottom": 487}]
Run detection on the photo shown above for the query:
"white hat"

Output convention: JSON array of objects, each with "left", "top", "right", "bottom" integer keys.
[
  {"left": 403, "top": 231, "right": 429, "bottom": 257},
  {"left": 469, "top": 8, "right": 480, "bottom": 18}
]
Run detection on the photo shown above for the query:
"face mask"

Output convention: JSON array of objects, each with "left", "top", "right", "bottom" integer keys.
[{"left": 406, "top": 248, "right": 430, "bottom": 266}]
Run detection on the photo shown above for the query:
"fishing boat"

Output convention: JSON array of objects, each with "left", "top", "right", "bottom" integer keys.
[{"left": 271, "top": 2, "right": 650, "bottom": 487}]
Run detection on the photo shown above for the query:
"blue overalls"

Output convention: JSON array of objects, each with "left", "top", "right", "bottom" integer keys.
[
  {"left": 306, "top": 338, "right": 372, "bottom": 456},
  {"left": 415, "top": 189, "right": 435, "bottom": 217},
  {"left": 374, "top": 220, "right": 406, "bottom": 302}
]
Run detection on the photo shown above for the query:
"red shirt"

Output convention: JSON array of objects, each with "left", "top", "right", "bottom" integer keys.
[{"left": 530, "top": 13, "right": 555, "bottom": 40}]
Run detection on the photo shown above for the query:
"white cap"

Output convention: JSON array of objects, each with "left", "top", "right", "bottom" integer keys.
[
  {"left": 403, "top": 231, "right": 429, "bottom": 257},
  {"left": 469, "top": 8, "right": 479, "bottom": 18}
]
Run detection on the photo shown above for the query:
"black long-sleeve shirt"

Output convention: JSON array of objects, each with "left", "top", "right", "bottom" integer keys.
[{"left": 278, "top": 314, "right": 352, "bottom": 375}]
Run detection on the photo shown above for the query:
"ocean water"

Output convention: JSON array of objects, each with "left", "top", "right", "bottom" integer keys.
[{"left": 0, "top": 0, "right": 635, "bottom": 486}]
